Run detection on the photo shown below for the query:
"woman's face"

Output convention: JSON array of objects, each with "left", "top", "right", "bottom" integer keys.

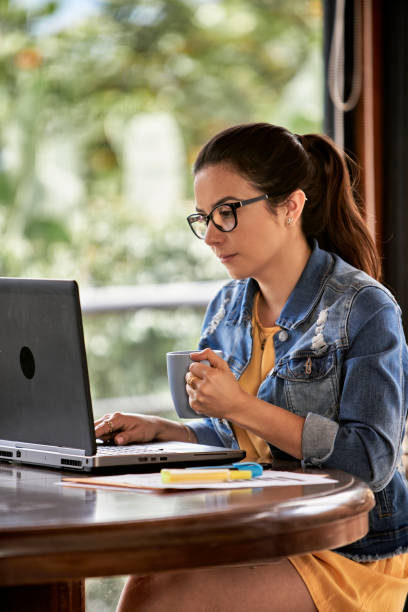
[{"left": 193, "top": 163, "right": 296, "bottom": 282}]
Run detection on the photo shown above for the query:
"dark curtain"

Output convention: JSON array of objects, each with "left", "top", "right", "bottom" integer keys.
[
  {"left": 324, "top": 0, "right": 408, "bottom": 330},
  {"left": 381, "top": 1, "right": 408, "bottom": 329}
]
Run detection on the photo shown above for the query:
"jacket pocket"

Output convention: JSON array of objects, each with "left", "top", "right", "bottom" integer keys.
[{"left": 274, "top": 351, "right": 339, "bottom": 419}]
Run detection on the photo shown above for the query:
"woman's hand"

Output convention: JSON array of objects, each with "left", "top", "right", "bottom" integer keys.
[
  {"left": 94, "top": 412, "right": 162, "bottom": 445},
  {"left": 185, "top": 348, "right": 247, "bottom": 419},
  {"left": 185, "top": 348, "right": 305, "bottom": 458},
  {"left": 94, "top": 413, "right": 197, "bottom": 446}
]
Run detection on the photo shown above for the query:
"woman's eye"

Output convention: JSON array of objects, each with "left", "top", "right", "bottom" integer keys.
[{"left": 218, "top": 206, "right": 234, "bottom": 218}]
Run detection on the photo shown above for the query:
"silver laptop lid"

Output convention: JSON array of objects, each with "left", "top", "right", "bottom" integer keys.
[{"left": 0, "top": 278, "right": 96, "bottom": 456}]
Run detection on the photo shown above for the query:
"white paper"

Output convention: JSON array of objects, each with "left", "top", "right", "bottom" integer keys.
[{"left": 61, "top": 470, "right": 338, "bottom": 491}]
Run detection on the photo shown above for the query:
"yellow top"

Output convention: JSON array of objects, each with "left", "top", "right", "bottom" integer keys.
[{"left": 231, "top": 292, "right": 279, "bottom": 463}]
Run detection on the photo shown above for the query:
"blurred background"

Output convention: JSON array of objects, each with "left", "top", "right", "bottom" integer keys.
[
  {"left": 0, "top": 0, "right": 322, "bottom": 608},
  {"left": 0, "top": 0, "right": 322, "bottom": 406}
]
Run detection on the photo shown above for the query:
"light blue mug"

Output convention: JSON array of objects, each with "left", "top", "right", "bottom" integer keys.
[{"left": 166, "top": 350, "right": 223, "bottom": 419}]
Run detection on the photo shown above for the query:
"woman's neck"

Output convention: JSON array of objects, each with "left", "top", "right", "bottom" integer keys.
[{"left": 256, "top": 237, "right": 312, "bottom": 326}]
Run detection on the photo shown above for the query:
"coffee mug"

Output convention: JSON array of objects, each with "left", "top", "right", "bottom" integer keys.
[{"left": 166, "top": 350, "right": 223, "bottom": 419}]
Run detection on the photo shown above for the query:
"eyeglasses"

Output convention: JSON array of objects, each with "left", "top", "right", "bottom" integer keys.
[{"left": 187, "top": 194, "right": 269, "bottom": 239}]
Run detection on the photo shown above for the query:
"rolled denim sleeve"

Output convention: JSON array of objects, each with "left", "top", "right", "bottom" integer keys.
[
  {"left": 303, "top": 287, "right": 407, "bottom": 492},
  {"left": 302, "top": 412, "right": 339, "bottom": 463},
  {"left": 187, "top": 417, "right": 227, "bottom": 447}
]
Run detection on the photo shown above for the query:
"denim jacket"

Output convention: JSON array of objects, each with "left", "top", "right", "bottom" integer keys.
[{"left": 189, "top": 241, "right": 408, "bottom": 561}]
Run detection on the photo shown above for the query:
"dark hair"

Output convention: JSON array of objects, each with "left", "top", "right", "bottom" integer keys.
[{"left": 193, "top": 123, "right": 381, "bottom": 280}]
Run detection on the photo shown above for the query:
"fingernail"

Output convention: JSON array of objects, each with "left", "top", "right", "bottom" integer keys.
[{"left": 116, "top": 436, "right": 124, "bottom": 445}]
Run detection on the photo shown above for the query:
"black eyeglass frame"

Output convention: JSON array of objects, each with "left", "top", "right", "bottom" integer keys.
[{"left": 187, "top": 194, "right": 269, "bottom": 239}]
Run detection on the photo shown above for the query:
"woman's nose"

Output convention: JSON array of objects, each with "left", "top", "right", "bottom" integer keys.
[{"left": 204, "top": 220, "right": 223, "bottom": 246}]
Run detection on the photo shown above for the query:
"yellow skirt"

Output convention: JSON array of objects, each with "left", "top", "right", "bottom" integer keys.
[{"left": 289, "top": 550, "right": 408, "bottom": 611}]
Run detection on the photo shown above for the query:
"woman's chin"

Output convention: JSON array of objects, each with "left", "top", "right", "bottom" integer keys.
[{"left": 226, "top": 269, "right": 249, "bottom": 280}]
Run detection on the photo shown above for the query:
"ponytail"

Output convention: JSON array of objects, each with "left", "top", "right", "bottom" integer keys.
[
  {"left": 194, "top": 123, "right": 382, "bottom": 280},
  {"left": 298, "top": 133, "right": 381, "bottom": 280}
]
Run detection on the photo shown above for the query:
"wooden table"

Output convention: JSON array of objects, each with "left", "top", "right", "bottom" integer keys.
[{"left": 0, "top": 461, "right": 375, "bottom": 611}]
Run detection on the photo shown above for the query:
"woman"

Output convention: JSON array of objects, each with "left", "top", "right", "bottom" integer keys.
[{"left": 95, "top": 123, "right": 408, "bottom": 611}]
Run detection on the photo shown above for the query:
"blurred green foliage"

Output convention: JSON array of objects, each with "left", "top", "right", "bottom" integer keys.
[
  {"left": 0, "top": 0, "right": 322, "bottom": 403},
  {"left": 85, "top": 306, "right": 206, "bottom": 401}
]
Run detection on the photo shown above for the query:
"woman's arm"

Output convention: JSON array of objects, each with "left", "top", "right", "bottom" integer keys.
[
  {"left": 304, "top": 289, "right": 407, "bottom": 490},
  {"left": 229, "top": 394, "right": 305, "bottom": 459}
]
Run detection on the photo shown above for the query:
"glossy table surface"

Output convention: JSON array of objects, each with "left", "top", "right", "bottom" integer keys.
[{"left": 0, "top": 460, "right": 375, "bottom": 589}]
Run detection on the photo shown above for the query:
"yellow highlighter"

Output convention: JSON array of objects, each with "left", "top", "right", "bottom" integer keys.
[{"left": 161, "top": 468, "right": 253, "bottom": 484}]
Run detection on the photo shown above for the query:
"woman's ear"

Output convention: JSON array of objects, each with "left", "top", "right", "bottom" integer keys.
[{"left": 285, "top": 190, "right": 307, "bottom": 225}]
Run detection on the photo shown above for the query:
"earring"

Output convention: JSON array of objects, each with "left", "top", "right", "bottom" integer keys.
[{"left": 287, "top": 217, "right": 294, "bottom": 225}]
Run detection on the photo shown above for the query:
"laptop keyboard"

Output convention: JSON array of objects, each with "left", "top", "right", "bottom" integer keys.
[{"left": 97, "top": 445, "right": 166, "bottom": 455}]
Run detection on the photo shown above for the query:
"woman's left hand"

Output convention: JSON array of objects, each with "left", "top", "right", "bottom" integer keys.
[{"left": 185, "top": 348, "right": 247, "bottom": 419}]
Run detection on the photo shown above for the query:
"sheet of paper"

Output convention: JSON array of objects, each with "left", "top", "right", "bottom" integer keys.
[{"left": 61, "top": 470, "right": 338, "bottom": 491}]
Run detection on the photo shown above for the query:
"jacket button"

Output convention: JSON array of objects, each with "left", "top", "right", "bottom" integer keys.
[{"left": 278, "top": 330, "right": 288, "bottom": 342}]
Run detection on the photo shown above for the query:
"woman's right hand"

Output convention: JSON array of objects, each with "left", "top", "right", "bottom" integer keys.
[
  {"left": 95, "top": 412, "right": 165, "bottom": 446},
  {"left": 94, "top": 412, "right": 197, "bottom": 446}
]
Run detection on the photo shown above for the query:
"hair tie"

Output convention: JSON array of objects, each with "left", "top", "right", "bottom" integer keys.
[{"left": 295, "top": 133, "right": 303, "bottom": 146}]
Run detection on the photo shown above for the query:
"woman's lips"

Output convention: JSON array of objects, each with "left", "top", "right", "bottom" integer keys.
[{"left": 219, "top": 253, "right": 237, "bottom": 264}]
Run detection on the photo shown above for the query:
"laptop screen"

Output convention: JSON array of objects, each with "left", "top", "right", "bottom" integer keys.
[{"left": 0, "top": 278, "right": 96, "bottom": 455}]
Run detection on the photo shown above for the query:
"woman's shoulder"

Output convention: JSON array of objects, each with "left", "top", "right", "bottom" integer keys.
[
  {"left": 206, "top": 277, "right": 254, "bottom": 309},
  {"left": 328, "top": 253, "right": 399, "bottom": 311}
]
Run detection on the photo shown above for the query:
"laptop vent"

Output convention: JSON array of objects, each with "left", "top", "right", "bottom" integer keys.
[
  {"left": 0, "top": 450, "right": 13, "bottom": 458},
  {"left": 61, "top": 458, "right": 82, "bottom": 467}
]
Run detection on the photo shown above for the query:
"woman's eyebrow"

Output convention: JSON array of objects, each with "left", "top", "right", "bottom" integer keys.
[{"left": 195, "top": 195, "right": 240, "bottom": 213}]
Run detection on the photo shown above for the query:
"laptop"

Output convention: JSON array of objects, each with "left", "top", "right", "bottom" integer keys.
[{"left": 0, "top": 278, "right": 244, "bottom": 472}]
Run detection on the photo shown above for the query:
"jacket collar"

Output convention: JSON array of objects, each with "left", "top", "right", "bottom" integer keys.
[{"left": 276, "top": 240, "right": 334, "bottom": 329}]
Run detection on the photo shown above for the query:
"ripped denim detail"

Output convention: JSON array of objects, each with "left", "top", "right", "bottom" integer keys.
[
  {"left": 311, "top": 307, "right": 328, "bottom": 351},
  {"left": 201, "top": 297, "right": 230, "bottom": 338}
]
